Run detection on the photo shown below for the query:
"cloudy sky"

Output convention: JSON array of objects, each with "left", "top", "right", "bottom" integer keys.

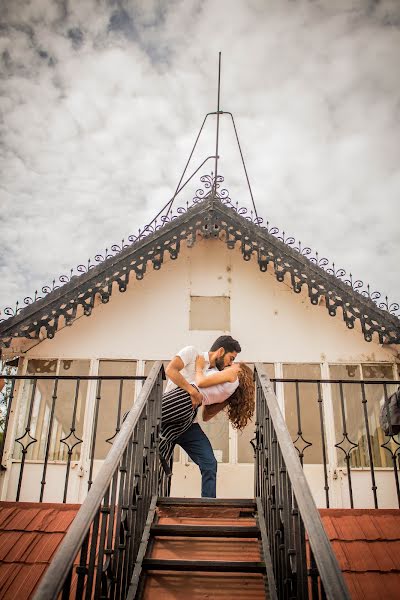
[{"left": 1, "top": 0, "right": 399, "bottom": 318}]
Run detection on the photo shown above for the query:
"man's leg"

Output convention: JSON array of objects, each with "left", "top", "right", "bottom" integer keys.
[{"left": 176, "top": 423, "right": 217, "bottom": 498}]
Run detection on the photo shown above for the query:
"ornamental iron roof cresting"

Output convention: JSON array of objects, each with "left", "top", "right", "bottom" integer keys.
[
  {"left": 1, "top": 171, "right": 398, "bottom": 327},
  {"left": 0, "top": 184, "right": 399, "bottom": 348}
]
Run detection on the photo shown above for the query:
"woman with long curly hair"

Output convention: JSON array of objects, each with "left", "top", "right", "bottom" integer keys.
[{"left": 194, "top": 356, "right": 255, "bottom": 430}]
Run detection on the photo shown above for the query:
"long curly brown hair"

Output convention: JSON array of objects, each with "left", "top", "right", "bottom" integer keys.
[{"left": 226, "top": 363, "right": 255, "bottom": 430}]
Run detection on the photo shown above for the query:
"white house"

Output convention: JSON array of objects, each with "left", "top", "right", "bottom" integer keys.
[{"left": 0, "top": 174, "right": 399, "bottom": 509}]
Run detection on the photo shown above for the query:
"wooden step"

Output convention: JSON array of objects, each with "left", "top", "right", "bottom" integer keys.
[
  {"left": 156, "top": 501, "right": 256, "bottom": 523},
  {"left": 151, "top": 537, "right": 262, "bottom": 563},
  {"left": 157, "top": 497, "right": 256, "bottom": 508},
  {"left": 141, "top": 572, "right": 267, "bottom": 600},
  {"left": 143, "top": 558, "right": 266, "bottom": 573},
  {"left": 151, "top": 524, "right": 261, "bottom": 538}
]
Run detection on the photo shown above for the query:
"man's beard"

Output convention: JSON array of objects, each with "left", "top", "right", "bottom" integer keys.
[{"left": 215, "top": 356, "right": 225, "bottom": 371}]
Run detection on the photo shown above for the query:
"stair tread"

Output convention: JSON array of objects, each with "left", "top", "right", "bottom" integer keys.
[
  {"left": 151, "top": 524, "right": 260, "bottom": 537},
  {"left": 158, "top": 497, "right": 256, "bottom": 508},
  {"left": 157, "top": 506, "right": 255, "bottom": 521},
  {"left": 142, "top": 572, "right": 267, "bottom": 600},
  {"left": 151, "top": 538, "right": 261, "bottom": 562},
  {"left": 143, "top": 558, "right": 266, "bottom": 572}
]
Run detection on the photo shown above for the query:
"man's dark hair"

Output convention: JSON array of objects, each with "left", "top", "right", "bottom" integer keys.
[{"left": 209, "top": 335, "right": 241, "bottom": 354}]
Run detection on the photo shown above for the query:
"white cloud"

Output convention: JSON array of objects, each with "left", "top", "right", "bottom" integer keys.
[{"left": 0, "top": 0, "right": 399, "bottom": 319}]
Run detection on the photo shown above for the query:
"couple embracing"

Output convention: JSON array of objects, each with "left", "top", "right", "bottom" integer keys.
[{"left": 160, "top": 335, "right": 255, "bottom": 498}]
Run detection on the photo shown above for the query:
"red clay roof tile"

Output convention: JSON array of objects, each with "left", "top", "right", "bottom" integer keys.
[
  {"left": 1, "top": 563, "right": 47, "bottom": 599},
  {"left": 0, "top": 562, "right": 22, "bottom": 595},
  {"left": 26, "top": 532, "right": 65, "bottom": 563},
  {"left": 0, "top": 502, "right": 79, "bottom": 600},
  {"left": 344, "top": 572, "right": 400, "bottom": 600},
  {"left": 332, "top": 540, "right": 400, "bottom": 572},
  {"left": 320, "top": 509, "right": 400, "bottom": 541},
  {"left": 0, "top": 507, "right": 18, "bottom": 529},
  {"left": 0, "top": 532, "right": 24, "bottom": 561},
  {"left": 1, "top": 532, "right": 38, "bottom": 563},
  {"left": 320, "top": 509, "right": 400, "bottom": 600}
]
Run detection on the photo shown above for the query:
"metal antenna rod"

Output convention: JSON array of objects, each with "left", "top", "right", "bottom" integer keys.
[{"left": 213, "top": 52, "right": 222, "bottom": 196}]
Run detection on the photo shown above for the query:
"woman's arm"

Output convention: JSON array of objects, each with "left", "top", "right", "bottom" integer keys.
[
  {"left": 202, "top": 399, "right": 230, "bottom": 422},
  {"left": 195, "top": 356, "right": 239, "bottom": 388}
]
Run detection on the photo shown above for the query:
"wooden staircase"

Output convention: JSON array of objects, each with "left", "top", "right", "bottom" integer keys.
[{"left": 128, "top": 497, "right": 276, "bottom": 600}]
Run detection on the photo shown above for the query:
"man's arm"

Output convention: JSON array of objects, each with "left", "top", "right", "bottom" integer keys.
[
  {"left": 202, "top": 399, "right": 230, "bottom": 422},
  {"left": 165, "top": 356, "right": 203, "bottom": 406}
]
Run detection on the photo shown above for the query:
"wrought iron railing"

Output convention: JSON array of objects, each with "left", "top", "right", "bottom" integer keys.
[
  {"left": 254, "top": 364, "right": 350, "bottom": 600},
  {"left": 31, "top": 361, "right": 167, "bottom": 600},
  {"left": 1, "top": 365, "right": 399, "bottom": 509},
  {"left": 268, "top": 375, "right": 400, "bottom": 509},
  {"left": 0, "top": 372, "right": 158, "bottom": 503}
]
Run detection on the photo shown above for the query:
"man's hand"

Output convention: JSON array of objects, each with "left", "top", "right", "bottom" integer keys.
[
  {"left": 203, "top": 399, "right": 230, "bottom": 421},
  {"left": 165, "top": 353, "right": 203, "bottom": 407},
  {"left": 190, "top": 385, "right": 203, "bottom": 407}
]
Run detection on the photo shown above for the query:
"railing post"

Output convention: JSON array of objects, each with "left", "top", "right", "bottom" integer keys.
[
  {"left": 320, "top": 362, "right": 340, "bottom": 508},
  {"left": 78, "top": 358, "right": 99, "bottom": 502},
  {"left": 0, "top": 357, "right": 27, "bottom": 500}
]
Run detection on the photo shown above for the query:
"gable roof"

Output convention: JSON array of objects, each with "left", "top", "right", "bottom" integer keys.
[{"left": 0, "top": 194, "right": 399, "bottom": 349}]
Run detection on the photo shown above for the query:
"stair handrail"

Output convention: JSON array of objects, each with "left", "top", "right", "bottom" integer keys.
[
  {"left": 33, "top": 361, "right": 166, "bottom": 600},
  {"left": 254, "top": 363, "right": 350, "bottom": 600}
]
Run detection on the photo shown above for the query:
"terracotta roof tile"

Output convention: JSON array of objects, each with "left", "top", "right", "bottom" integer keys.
[
  {"left": 26, "top": 532, "right": 65, "bottom": 563},
  {"left": 0, "top": 502, "right": 79, "bottom": 600},
  {"left": 0, "top": 562, "right": 22, "bottom": 595},
  {"left": 331, "top": 540, "right": 400, "bottom": 572},
  {"left": 0, "top": 507, "right": 18, "bottom": 529},
  {"left": 0, "top": 532, "right": 38, "bottom": 563},
  {"left": 355, "top": 514, "right": 383, "bottom": 539},
  {"left": 320, "top": 509, "right": 400, "bottom": 541},
  {"left": 319, "top": 515, "right": 338, "bottom": 539},
  {"left": 319, "top": 509, "right": 400, "bottom": 600},
  {"left": 0, "top": 563, "right": 47, "bottom": 599},
  {"left": 43, "top": 509, "right": 79, "bottom": 532},
  {"left": 0, "top": 532, "right": 24, "bottom": 561},
  {"left": 344, "top": 572, "right": 400, "bottom": 600}
]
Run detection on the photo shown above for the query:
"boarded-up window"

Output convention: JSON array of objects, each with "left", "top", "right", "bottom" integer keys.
[{"left": 190, "top": 296, "right": 230, "bottom": 331}]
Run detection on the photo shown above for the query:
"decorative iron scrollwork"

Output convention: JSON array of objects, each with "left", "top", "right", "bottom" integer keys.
[{"left": 0, "top": 173, "right": 399, "bottom": 347}]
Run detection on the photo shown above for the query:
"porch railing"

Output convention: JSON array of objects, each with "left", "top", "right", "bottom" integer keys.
[
  {"left": 254, "top": 363, "right": 350, "bottom": 600},
  {"left": 28, "top": 361, "right": 167, "bottom": 600},
  {"left": 268, "top": 375, "right": 400, "bottom": 509},
  {"left": 1, "top": 367, "right": 399, "bottom": 509},
  {"left": 0, "top": 373, "right": 151, "bottom": 502}
]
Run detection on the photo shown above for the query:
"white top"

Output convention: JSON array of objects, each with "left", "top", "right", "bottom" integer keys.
[
  {"left": 200, "top": 368, "right": 239, "bottom": 406},
  {"left": 165, "top": 346, "right": 210, "bottom": 394}
]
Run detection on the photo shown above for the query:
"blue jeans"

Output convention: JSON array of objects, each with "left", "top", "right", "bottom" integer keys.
[{"left": 176, "top": 423, "right": 217, "bottom": 498}]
